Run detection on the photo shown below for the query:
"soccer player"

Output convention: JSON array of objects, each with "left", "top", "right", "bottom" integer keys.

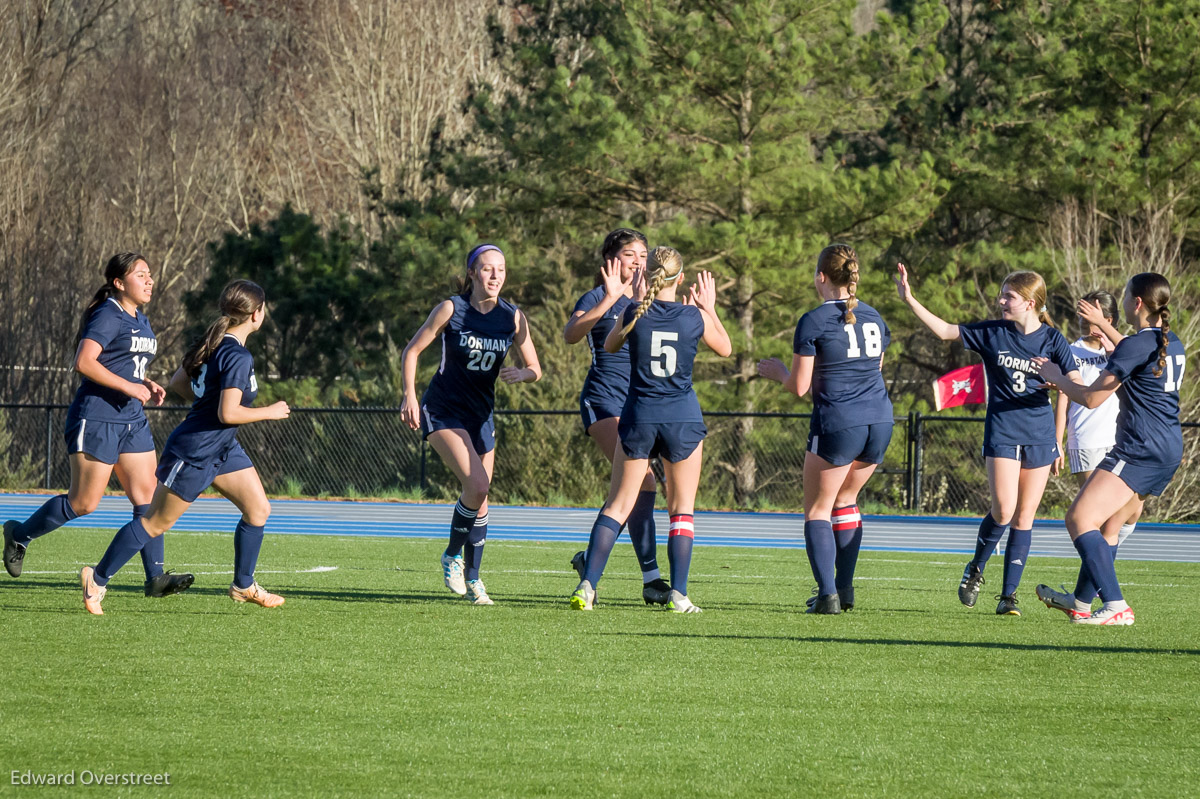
[
  {"left": 757, "top": 244, "right": 893, "bottom": 614},
  {"left": 563, "top": 229, "right": 671, "bottom": 606},
  {"left": 400, "top": 243, "right": 542, "bottom": 605},
  {"left": 570, "top": 246, "right": 732, "bottom": 613},
  {"left": 894, "top": 264, "right": 1080, "bottom": 616},
  {"left": 1033, "top": 272, "right": 1185, "bottom": 625},
  {"left": 1047, "top": 291, "right": 1142, "bottom": 615},
  {"left": 2, "top": 252, "right": 193, "bottom": 599},
  {"left": 78, "top": 279, "right": 292, "bottom": 614}
]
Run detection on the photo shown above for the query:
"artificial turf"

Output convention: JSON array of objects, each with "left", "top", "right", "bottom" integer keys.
[{"left": 1, "top": 528, "right": 1198, "bottom": 797}]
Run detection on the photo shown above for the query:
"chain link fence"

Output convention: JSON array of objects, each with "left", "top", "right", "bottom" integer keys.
[{"left": 2, "top": 404, "right": 1196, "bottom": 520}]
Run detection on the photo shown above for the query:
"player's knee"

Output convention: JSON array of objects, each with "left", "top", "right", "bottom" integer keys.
[
  {"left": 463, "top": 476, "right": 490, "bottom": 505},
  {"left": 67, "top": 494, "right": 100, "bottom": 516},
  {"left": 640, "top": 472, "right": 657, "bottom": 493},
  {"left": 245, "top": 501, "right": 271, "bottom": 527}
]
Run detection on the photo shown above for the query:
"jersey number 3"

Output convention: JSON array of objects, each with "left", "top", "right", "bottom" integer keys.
[
  {"left": 844, "top": 323, "right": 882, "bottom": 358},
  {"left": 651, "top": 331, "right": 678, "bottom": 377}
]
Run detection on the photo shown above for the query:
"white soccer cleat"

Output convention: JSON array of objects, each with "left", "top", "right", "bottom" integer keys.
[
  {"left": 441, "top": 553, "right": 467, "bottom": 596},
  {"left": 1035, "top": 584, "right": 1089, "bottom": 621},
  {"left": 666, "top": 589, "right": 702, "bottom": 614},
  {"left": 1073, "top": 603, "right": 1134, "bottom": 626},
  {"left": 465, "top": 578, "right": 494, "bottom": 605},
  {"left": 570, "top": 580, "right": 595, "bottom": 611}
]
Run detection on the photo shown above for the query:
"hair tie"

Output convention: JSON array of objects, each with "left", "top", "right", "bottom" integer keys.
[
  {"left": 1039, "top": 305, "right": 1047, "bottom": 313},
  {"left": 467, "top": 244, "right": 503, "bottom": 270}
]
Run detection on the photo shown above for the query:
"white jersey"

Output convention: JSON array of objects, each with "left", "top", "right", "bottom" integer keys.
[{"left": 1066, "top": 338, "right": 1119, "bottom": 450}]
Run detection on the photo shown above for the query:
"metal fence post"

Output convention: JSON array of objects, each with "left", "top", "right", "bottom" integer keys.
[
  {"left": 911, "top": 411, "right": 925, "bottom": 512},
  {"left": 419, "top": 439, "right": 427, "bottom": 493},
  {"left": 44, "top": 406, "right": 53, "bottom": 490}
]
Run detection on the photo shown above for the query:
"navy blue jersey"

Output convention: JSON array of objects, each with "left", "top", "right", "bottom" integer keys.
[
  {"left": 423, "top": 295, "right": 518, "bottom": 420},
  {"left": 574, "top": 287, "right": 634, "bottom": 406},
  {"left": 164, "top": 336, "right": 259, "bottom": 462},
  {"left": 620, "top": 300, "right": 705, "bottom": 423},
  {"left": 1105, "top": 328, "right": 1186, "bottom": 465},
  {"left": 793, "top": 300, "right": 893, "bottom": 434},
  {"left": 960, "top": 320, "right": 1075, "bottom": 447},
  {"left": 68, "top": 298, "right": 157, "bottom": 423}
]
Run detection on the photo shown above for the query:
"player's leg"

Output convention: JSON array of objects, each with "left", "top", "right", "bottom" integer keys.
[
  {"left": 83, "top": 482, "right": 191, "bottom": 615},
  {"left": 995, "top": 461, "right": 1052, "bottom": 615},
  {"left": 462, "top": 446, "right": 496, "bottom": 605},
  {"left": 1057, "top": 470, "right": 1138, "bottom": 624},
  {"left": 827, "top": 459, "right": 880, "bottom": 610},
  {"left": 4, "top": 453, "right": 112, "bottom": 578},
  {"left": 114, "top": 449, "right": 188, "bottom": 596},
  {"left": 803, "top": 451, "right": 855, "bottom": 614},
  {"left": 212, "top": 463, "right": 283, "bottom": 608},
  {"left": 428, "top": 428, "right": 490, "bottom": 598},
  {"left": 660, "top": 441, "right": 704, "bottom": 613},
  {"left": 959, "top": 456, "right": 1018, "bottom": 608},
  {"left": 573, "top": 444, "right": 650, "bottom": 609}
]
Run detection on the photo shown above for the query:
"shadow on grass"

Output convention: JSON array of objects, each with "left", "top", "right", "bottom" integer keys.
[{"left": 596, "top": 630, "right": 1200, "bottom": 656}]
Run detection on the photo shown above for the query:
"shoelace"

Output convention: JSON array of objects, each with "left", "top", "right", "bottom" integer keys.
[{"left": 469, "top": 581, "right": 488, "bottom": 599}]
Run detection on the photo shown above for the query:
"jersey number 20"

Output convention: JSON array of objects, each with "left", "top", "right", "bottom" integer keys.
[
  {"left": 844, "top": 323, "right": 882, "bottom": 358},
  {"left": 467, "top": 350, "right": 497, "bottom": 372},
  {"left": 651, "top": 331, "right": 678, "bottom": 377}
]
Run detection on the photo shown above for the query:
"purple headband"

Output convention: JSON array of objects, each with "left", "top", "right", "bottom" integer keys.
[{"left": 467, "top": 244, "right": 503, "bottom": 269}]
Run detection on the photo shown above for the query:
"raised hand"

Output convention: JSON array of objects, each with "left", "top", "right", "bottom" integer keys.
[
  {"left": 631, "top": 266, "right": 647, "bottom": 303},
  {"left": 1078, "top": 298, "right": 1106, "bottom": 327},
  {"left": 756, "top": 357, "right": 789, "bottom": 384},
  {"left": 893, "top": 262, "right": 913, "bottom": 302},
  {"left": 601, "top": 257, "right": 630, "bottom": 298},
  {"left": 689, "top": 270, "right": 718, "bottom": 313}
]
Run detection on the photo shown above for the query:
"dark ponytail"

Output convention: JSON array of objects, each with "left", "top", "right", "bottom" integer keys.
[
  {"left": 75, "top": 252, "right": 146, "bottom": 346},
  {"left": 181, "top": 279, "right": 266, "bottom": 379},
  {"left": 1126, "top": 272, "right": 1173, "bottom": 377}
]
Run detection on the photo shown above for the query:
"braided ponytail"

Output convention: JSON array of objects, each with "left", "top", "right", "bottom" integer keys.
[
  {"left": 816, "top": 244, "right": 860, "bottom": 323},
  {"left": 75, "top": 252, "right": 146, "bottom": 346},
  {"left": 181, "top": 279, "right": 266, "bottom": 379},
  {"left": 1127, "top": 272, "right": 1173, "bottom": 378},
  {"left": 618, "top": 246, "right": 683, "bottom": 337}
]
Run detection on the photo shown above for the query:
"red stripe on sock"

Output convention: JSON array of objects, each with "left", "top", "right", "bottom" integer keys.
[{"left": 669, "top": 514, "right": 694, "bottom": 538}]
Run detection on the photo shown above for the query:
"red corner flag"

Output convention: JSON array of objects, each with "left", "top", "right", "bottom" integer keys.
[{"left": 933, "top": 364, "right": 986, "bottom": 411}]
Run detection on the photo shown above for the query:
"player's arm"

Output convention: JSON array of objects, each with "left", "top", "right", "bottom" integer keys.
[
  {"left": 756, "top": 354, "right": 814, "bottom": 398},
  {"left": 689, "top": 270, "right": 732, "bottom": 357},
  {"left": 73, "top": 339, "right": 151, "bottom": 403},
  {"left": 564, "top": 260, "right": 630, "bottom": 344},
  {"left": 217, "top": 387, "right": 289, "bottom": 424},
  {"left": 603, "top": 315, "right": 631, "bottom": 354},
  {"left": 1079, "top": 299, "right": 1125, "bottom": 346},
  {"left": 893, "top": 263, "right": 960, "bottom": 341},
  {"left": 168, "top": 367, "right": 196, "bottom": 402},
  {"left": 1034, "top": 358, "right": 1120, "bottom": 409},
  {"left": 1052, "top": 390, "right": 1069, "bottom": 476},
  {"left": 501, "top": 310, "right": 543, "bottom": 384},
  {"left": 400, "top": 300, "right": 455, "bottom": 429}
]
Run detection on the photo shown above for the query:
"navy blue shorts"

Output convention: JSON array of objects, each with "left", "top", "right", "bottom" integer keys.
[
  {"left": 1098, "top": 452, "right": 1180, "bottom": 497},
  {"left": 618, "top": 420, "right": 706, "bottom": 463},
  {"left": 157, "top": 441, "right": 254, "bottom": 503},
  {"left": 982, "top": 443, "right": 1058, "bottom": 469},
  {"left": 64, "top": 415, "right": 155, "bottom": 465},
  {"left": 807, "top": 422, "right": 893, "bottom": 467},
  {"left": 579, "top": 395, "right": 622, "bottom": 433},
  {"left": 421, "top": 402, "right": 495, "bottom": 456}
]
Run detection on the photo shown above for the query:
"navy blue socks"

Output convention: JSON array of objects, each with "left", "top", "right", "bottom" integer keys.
[
  {"left": 446, "top": 498, "right": 479, "bottom": 558},
  {"left": 583, "top": 513, "right": 622, "bottom": 587},
  {"left": 464, "top": 512, "right": 488, "bottom": 581},
  {"left": 970, "top": 514, "right": 1007, "bottom": 571},
  {"left": 831, "top": 505, "right": 862, "bottom": 592},
  {"left": 1073, "top": 530, "right": 1123, "bottom": 603},
  {"left": 1073, "top": 542, "right": 1119, "bottom": 605},
  {"left": 804, "top": 519, "right": 837, "bottom": 597},
  {"left": 627, "top": 489, "right": 660, "bottom": 581},
  {"left": 133, "top": 504, "right": 165, "bottom": 580},
  {"left": 232, "top": 519, "right": 266, "bottom": 589},
  {"left": 1000, "top": 527, "right": 1032, "bottom": 596},
  {"left": 668, "top": 514, "right": 695, "bottom": 595},
  {"left": 13, "top": 494, "right": 78, "bottom": 545},
  {"left": 94, "top": 517, "right": 152, "bottom": 586}
]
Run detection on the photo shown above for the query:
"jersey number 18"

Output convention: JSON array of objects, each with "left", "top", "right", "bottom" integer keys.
[{"left": 844, "top": 323, "right": 882, "bottom": 358}]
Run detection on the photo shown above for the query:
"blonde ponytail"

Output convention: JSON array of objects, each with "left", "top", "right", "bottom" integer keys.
[
  {"left": 618, "top": 246, "right": 684, "bottom": 337},
  {"left": 817, "top": 244, "right": 860, "bottom": 323}
]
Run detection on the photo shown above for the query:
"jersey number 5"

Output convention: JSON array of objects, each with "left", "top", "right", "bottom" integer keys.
[
  {"left": 651, "top": 331, "right": 678, "bottom": 377},
  {"left": 467, "top": 350, "right": 497, "bottom": 372},
  {"left": 844, "top": 323, "right": 882, "bottom": 358}
]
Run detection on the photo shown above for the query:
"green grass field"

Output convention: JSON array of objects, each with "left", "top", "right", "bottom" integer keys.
[{"left": 2, "top": 528, "right": 1198, "bottom": 797}]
